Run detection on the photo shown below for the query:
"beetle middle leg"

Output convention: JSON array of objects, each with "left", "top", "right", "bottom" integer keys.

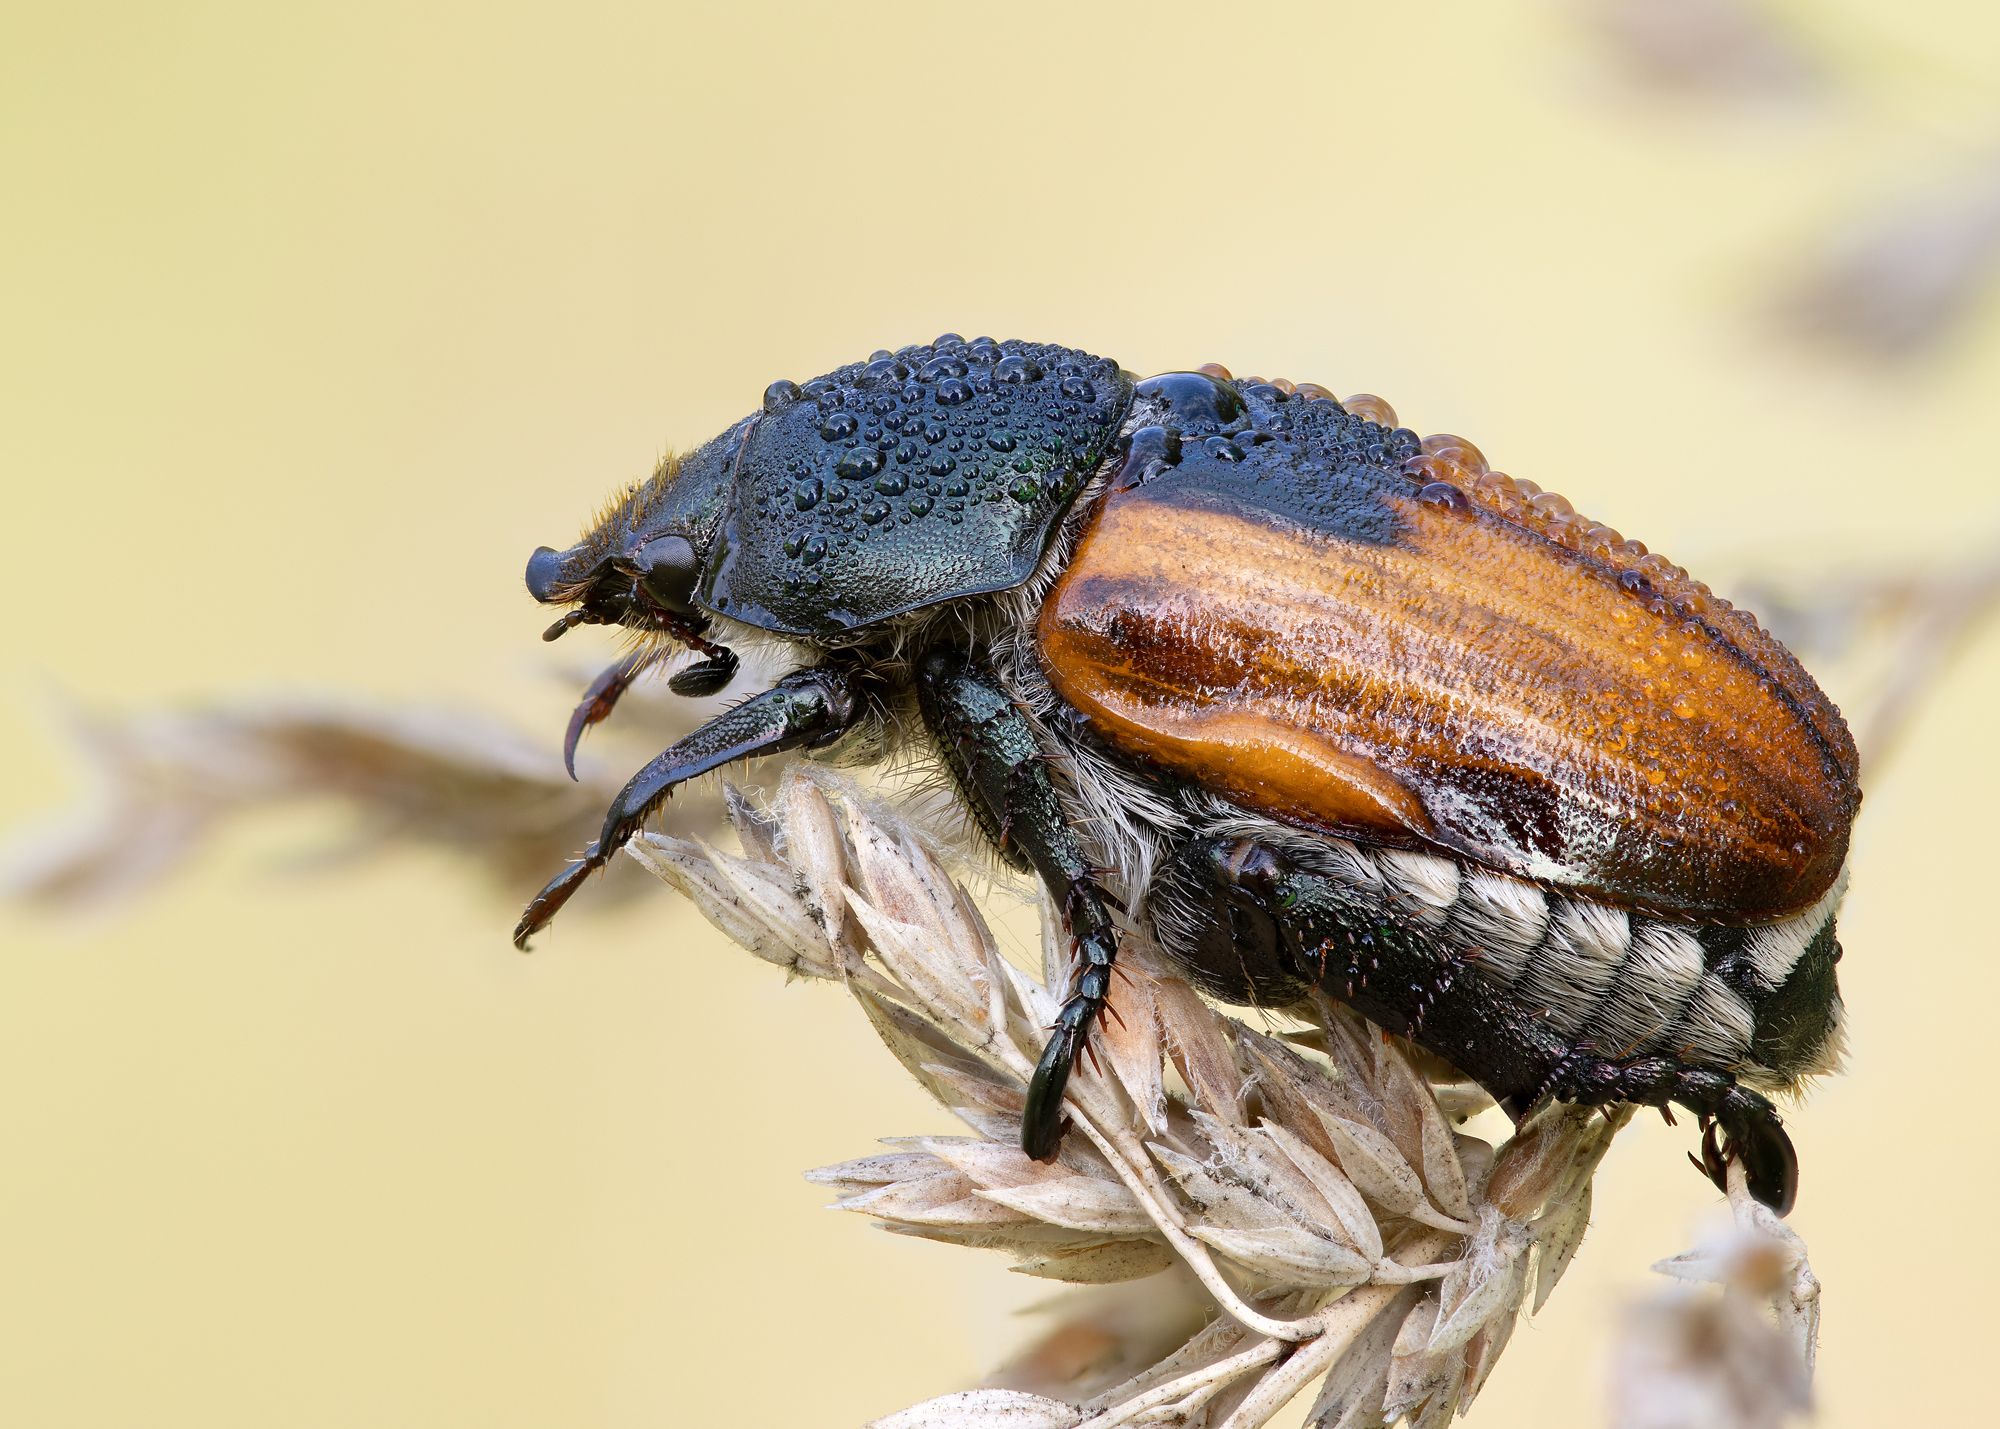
[
  {"left": 1150, "top": 834, "right": 1800, "bottom": 1214},
  {"left": 915, "top": 649, "right": 1121, "bottom": 1162}
]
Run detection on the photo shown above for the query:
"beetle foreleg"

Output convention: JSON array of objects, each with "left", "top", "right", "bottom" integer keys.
[
  {"left": 514, "top": 665, "right": 860, "bottom": 949},
  {"left": 914, "top": 650, "right": 1121, "bottom": 1162},
  {"left": 562, "top": 649, "right": 668, "bottom": 780}
]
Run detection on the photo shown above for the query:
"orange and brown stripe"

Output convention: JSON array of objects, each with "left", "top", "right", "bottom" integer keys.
[{"left": 1036, "top": 465, "right": 1858, "bottom": 925}]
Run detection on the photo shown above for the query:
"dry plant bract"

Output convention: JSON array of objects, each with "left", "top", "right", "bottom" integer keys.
[{"left": 638, "top": 769, "right": 1820, "bottom": 1428}]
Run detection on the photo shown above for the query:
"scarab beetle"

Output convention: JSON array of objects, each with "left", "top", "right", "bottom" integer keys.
[{"left": 516, "top": 335, "right": 1859, "bottom": 1216}]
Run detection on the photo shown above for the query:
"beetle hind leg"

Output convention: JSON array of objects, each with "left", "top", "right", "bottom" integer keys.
[
  {"left": 1150, "top": 834, "right": 1800, "bottom": 1215},
  {"left": 1519, "top": 1053, "right": 1796, "bottom": 1214}
]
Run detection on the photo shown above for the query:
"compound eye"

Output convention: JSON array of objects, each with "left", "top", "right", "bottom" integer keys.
[
  {"left": 633, "top": 533, "right": 700, "bottom": 614},
  {"left": 525, "top": 545, "right": 565, "bottom": 603}
]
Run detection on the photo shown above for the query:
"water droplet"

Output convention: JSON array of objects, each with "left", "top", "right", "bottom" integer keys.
[
  {"left": 861, "top": 501, "right": 891, "bottom": 525},
  {"left": 987, "top": 433, "right": 1016, "bottom": 453},
  {"left": 1010, "top": 478, "right": 1041, "bottom": 503},
  {"left": 935, "top": 377, "right": 973, "bottom": 406},
  {"left": 1419, "top": 432, "right": 1488, "bottom": 474},
  {"left": 762, "top": 379, "right": 801, "bottom": 413},
  {"left": 932, "top": 332, "right": 963, "bottom": 348},
  {"left": 1342, "top": 393, "right": 1399, "bottom": 427},
  {"left": 1579, "top": 522, "right": 1622, "bottom": 555},
  {"left": 909, "top": 494, "right": 934, "bottom": 516},
  {"left": 1203, "top": 435, "right": 1245, "bottom": 463},
  {"left": 895, "top": 440, "right": 918, "bottom": 462},
  {"left": 1416, "top": 481, "right": 1471, "bottom": 513},
  {"left": 802, "top": 534, "right": 826, "bottom": 565},
  {"left": 922, "top": 356, "right": 968, "bottom": 380},
  {"left": 794, "top": 479, "right": 823, "bottom": 511},
  {"left": 994, "top": 354, "right": 1044, "bottom": 385},
  {"left": 820, "top": 412, "right": 858, "bottom": 440},
  {"left": 1060, "top": 376, "right": 1095, "bottom": 403},
  {"left": 836, "top": 448, "right": 884, "bottom": 479},
  {"left": 874, "top": 471, "right": 908, "bottom": 496},
  {"left": 1134, "top": 371, "right": 1245, "bottom": 431},
  {"left": 928, "top": 454, "right": 957, "bottom": 477}
]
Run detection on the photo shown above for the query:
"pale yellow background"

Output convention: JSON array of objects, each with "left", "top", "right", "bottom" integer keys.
[{"left": 4, "top": 3, "right": 1998, "bottom": 1425}]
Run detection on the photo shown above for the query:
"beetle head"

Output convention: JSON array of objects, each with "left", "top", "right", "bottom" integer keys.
[
  {"left": 523, "top": 417, "right": 747, "bottom": 685},
  {"left": 523, "top": 337, "right": 1133, "bottom": 647},
  {"left": 525, "top": 524, "right": 706, "bottom": 640}
]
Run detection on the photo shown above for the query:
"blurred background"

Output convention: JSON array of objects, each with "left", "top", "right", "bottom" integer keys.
[{"left": 5, "top": 2, "right": 1999, "bottom": 1424}]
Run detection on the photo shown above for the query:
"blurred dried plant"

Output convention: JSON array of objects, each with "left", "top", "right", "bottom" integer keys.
[
  {"left": 1571, "top": 0, "right": 1822, "bottom": 105},
  {"left": 1771, "top": 149, "right": 2000, "bottom": 360},
  {"left": 1610, "top": 1174, "right": 1818, "bottom": 1429},
  {"left": 0, "top": 684, "right": 727, "bottom": 912},
  {"left": 1563, "top": 0, "right": 2000, "bottom": 363},
  {"left": 635, "top": 766, "right": 1817, "bottom": 1428}
]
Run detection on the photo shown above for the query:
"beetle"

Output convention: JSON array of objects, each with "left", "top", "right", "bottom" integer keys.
[{"left": 515, "top": 335, "right": 1859, "bottom": 1217}]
